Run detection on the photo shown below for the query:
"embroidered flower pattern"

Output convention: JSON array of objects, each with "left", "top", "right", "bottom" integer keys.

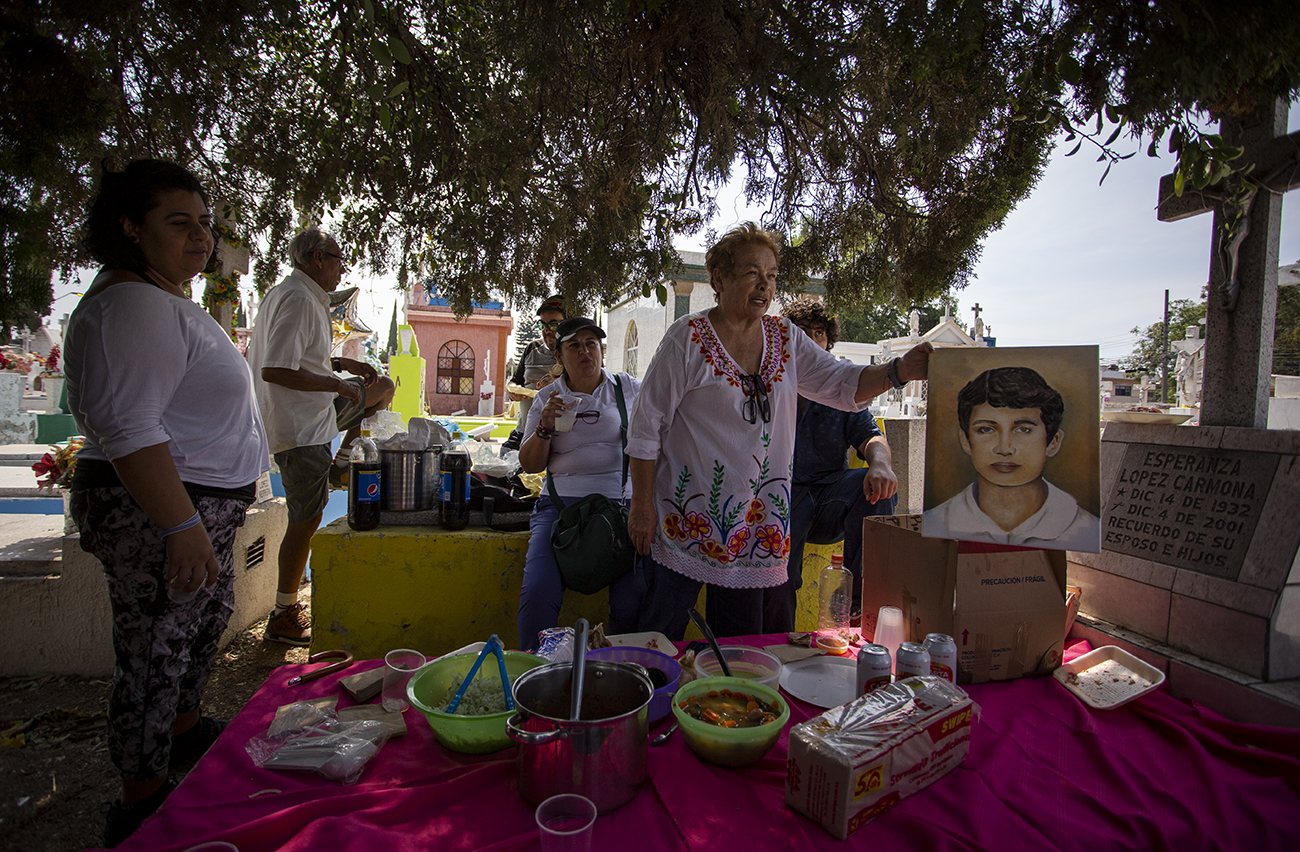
[
  {"left": 755, "top": 525, "right": 786, "bottom": 556},
  {"left": 689, "top": 315, "right": 791, "bottom": 391},
  {"left": 654, "top": 320, "right": 803, "bottom": 574},
  {"left": 683, "top": 512, "right": 712, "bottom": 541},
  {"left": 727, "top": 528, "right": 750, "bottom": 557},
  {"left": 663, "top": 513, "right": 688, "bottom": 541},
  {"left": 699, "top": 540, "right": 729, "bottom": 563}
]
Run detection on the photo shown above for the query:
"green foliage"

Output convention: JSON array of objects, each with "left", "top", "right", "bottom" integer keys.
[
  {"left": 2, "top": 1, "right": 1298, "bottom": 338},
  {"left": 834, "top": 293, "right": 960, "bottom": 345},
  {"left": 1274, "top": 286, "right": 1300, "bottom": 377},
  {"left": 1118, "top": 298, "right": 1208, "bottom": 403},
  {"left": 1120, "top": 287, "right": 1300, "bottom": 388},
  {"left": 513, "top": 318, "right": 541, "bottom": 362},
  {"left": 386, "top": 302, "right": 399, "bottom": 357}
]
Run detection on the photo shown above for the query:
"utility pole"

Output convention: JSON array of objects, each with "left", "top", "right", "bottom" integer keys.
[{"left": 1160, "top": 289, "right": 1170, "bottom": 404}]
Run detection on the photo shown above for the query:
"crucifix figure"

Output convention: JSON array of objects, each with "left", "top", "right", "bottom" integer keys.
[
  {"left": 970, "top": 302, "right": 984, "bottom": 340},
  {"left": 1157, "top": 97, "right": 1300, "bottom": 428}
]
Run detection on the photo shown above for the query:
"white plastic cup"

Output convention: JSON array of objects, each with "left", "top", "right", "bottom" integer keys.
[
  {"left": 536, "top": 793, "right": 597, "bottom": 852},
  {"left": 381, "top": 649, "right": 425, "bottom": 712},
  {"left": 873, "top": 606, "right": 906, "bottom": 671},
  {"left": 552, "top": 394, "right": 581, "bottom": 432}
]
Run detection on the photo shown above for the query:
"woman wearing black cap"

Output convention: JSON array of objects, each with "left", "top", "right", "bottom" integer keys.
[{"left": 516, "top": 317, "right": 643, "bottom": 650}]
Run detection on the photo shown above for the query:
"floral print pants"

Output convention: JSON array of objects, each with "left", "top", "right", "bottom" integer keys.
[{"left": 71, "top": 487, "right": 247, "bottom": 780}]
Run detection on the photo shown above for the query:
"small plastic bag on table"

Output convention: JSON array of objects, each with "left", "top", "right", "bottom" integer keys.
[{"left": 246, "top": 701, "right": 393, "bottom": 784}]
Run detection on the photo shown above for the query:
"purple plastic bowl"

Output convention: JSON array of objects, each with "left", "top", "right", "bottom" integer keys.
[{"left": 587, "top": 646, "right": 681, "bottom": 723}]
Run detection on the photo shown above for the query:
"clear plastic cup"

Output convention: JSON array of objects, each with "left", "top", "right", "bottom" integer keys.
[
  {"left": 873, "top": 606, "right": 906, "bottom": 671},
  {"left": 552, "top": 394, "right": 581, "bottom": 431},
  {"left": 382, "top": 649, "right": 425, "bottom": 712},
  {"left": 536, "top": 793, "right": 596, "bottom": 852}
]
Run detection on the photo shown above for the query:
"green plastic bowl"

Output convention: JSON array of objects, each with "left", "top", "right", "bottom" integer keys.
[
  {"left": 407, "top": 650, "right": 545, "bottom": 754},
  {"left": 671, "top": 676, "right": 790, "bottom": 768}
]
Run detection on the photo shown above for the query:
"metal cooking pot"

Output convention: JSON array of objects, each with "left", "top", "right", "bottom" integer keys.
[
  {"left": 379, "top": 448, "right": 438, "bottom": 511},
  {"left": 506, "top": 660, "right": 652, "bottom": 812}
]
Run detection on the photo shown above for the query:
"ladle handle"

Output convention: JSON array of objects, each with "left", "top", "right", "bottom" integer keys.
[
  {"left": 688, "top": 608, "right": 732, "bottom": 677},
  {"left": 570, "top": 618, "right": 589, "bottom": 722}
]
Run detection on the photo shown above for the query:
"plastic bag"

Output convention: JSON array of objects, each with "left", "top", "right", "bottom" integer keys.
[
  {"left": 536, "top": 627, "right": 574, "bottom": 663},
  {"left": 246, "top": 701, "right": 392, "bottom": 785},
  {"left": 471, "top": 442, "right": 512, "bottom": 477},
  {"left": 362, "top": 410, "right": 407, "bottom": 443}
]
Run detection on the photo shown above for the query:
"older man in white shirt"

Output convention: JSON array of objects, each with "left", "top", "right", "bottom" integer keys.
[{"left": 247, "top": 229, "right": 394, "bottom": 645}]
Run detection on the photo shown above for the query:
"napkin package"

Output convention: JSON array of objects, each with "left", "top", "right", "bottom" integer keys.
[{"left": 785, "top": 677, "right": 976, "bottom": 839}]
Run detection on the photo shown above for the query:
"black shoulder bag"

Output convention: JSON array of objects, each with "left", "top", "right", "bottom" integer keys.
[{"left": 546, "top": 374, "right": 638, "bottom": 594}]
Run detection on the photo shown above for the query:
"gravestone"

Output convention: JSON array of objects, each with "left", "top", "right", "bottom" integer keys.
[
  {"left": 1074, "top": 424, "right": 1299, "bottom": 681},
  {"left": 1070, "top": 96, "right": 1300, "bottom": 684}
]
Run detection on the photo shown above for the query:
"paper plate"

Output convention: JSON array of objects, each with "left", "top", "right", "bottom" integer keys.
[
  {"left": 1102, "top": 410, "right": 1192, "bottom": 425},
  {"left": 1053, "top": 645, "right": 1165, "bottom": 710},
  {"left": 779, "top": 655, "right": 857, "bottom": 709},
  {"left": 606, "top": 631, "right": 675, "bottom": 655}
]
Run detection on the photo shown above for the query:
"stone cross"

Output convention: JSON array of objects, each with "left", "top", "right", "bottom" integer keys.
[
  {"left": 1137, "top": 374, "right": 1156, "bottom": 404},
  {"left": 1157, "top": 97, "right": 1300, "bottom": 428}
]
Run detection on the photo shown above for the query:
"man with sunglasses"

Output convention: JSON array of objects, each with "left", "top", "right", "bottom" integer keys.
[
  {"left": 765, "top": 298, "right": 898, "bottom": 631},
  {"left": 504, "top": 295, "right": 566, "bottom": 453},
  {"left": 248, "top": 228, "right": 394, "bottom": 646}
]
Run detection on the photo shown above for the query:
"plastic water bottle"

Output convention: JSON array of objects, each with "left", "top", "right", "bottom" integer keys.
[
  {"left": 347, "top": 434, "right": 381, "bottom": 531},
  {"left": 440, "top": 439, "right": 471, "bottom": 530},
  {"left": 816, "top": 554, "right": 853, "bottom": 654}
]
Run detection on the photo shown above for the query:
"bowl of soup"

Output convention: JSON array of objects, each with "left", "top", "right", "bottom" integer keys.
[
  {"left": 671, "top": 676, "right": 789, "bottom": 767},
  {"left": 693, "top": 645, "right": 782, "bottom": 689}
]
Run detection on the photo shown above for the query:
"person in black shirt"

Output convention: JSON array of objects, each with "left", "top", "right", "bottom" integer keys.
[{"left": 763, "top": 298, "right": 899, "bottom": 632}]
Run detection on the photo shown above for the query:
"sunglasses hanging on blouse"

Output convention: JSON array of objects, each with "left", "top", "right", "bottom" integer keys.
[{"left": 739, "top": 374, "right": 771, "bottom": 424}]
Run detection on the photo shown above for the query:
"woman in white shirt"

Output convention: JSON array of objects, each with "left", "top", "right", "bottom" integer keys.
[
  {"left": 626, "top": 223, "right": 932, "bottom": 640},
  {"left": 64, "top": 160, "right": 269, "bottom": 846},
  {"left": 516, "top": 317, "right": 642, "bottom": 650}
]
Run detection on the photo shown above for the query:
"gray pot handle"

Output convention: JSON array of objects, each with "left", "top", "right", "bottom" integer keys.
[{"left": 506, "top": 712, "right": 567, "bottom": 745}]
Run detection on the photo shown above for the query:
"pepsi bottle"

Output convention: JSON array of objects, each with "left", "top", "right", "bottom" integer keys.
[
  {"left": 440, "top": 439, "right": 471, "bottom": 530},
  {"left": 347, "top": 435, "right": 381, "bottom": 531}
]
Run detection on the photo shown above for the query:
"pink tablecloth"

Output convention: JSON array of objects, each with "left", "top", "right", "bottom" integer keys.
[{"left": 111, "top": 638, "right": 1300, "bottom": 852}]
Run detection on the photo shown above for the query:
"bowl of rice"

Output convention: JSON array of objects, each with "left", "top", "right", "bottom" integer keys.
[{"left": 407, "top": 650, "right": 546, "bottom": 753}]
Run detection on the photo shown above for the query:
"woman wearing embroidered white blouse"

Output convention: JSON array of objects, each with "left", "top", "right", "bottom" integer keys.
[
  {"left": 626, "top": 223, "right": 932, "bottom": 640},
  {"left": 517, "top": 317, "right": 643, "bottom": 651}
]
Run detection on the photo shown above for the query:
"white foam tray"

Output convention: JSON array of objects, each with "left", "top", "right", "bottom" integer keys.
[{"left": 1053, "top": 645, "right": 1165, "bottom": 710}]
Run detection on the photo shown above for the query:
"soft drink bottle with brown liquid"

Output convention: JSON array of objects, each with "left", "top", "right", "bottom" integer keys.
[
  {"left": 347, "top": 434, "right": 381, "bottom": 531},
  {"left": 440, "top": 439, "right": 471, "bottom": 530}
]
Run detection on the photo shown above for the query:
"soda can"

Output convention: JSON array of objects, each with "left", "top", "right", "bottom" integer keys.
[
  {"left": 855, "top": 644, "right": 893, "bottom": 695},
  {"left": 895, "top": 642, "right": 932, "bottom": 679},
  {"left": 923, "top": 633, "right": 958, "bottom": 683}
]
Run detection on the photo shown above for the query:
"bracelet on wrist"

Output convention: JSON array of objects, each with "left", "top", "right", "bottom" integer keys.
[
  {"left": 331, "top": 357, "right": 343, "bottom": 372},
  {"left": 534, "top": 424, "right": 555, "bottom": 440},
  {"left": 887, "top": 357, "right": 904, "bottom": 389},
  {"left": 162, "top": 511, "right": 202, "bottom": 538}
]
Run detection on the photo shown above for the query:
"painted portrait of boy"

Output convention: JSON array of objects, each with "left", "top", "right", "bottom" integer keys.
[{"left": 923, "top": 351, "right": 1101, "bottom": 552}]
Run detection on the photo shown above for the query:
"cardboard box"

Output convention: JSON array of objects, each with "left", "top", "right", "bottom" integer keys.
[
  {"left": 785, "top": 676, "right": 975, "bottom": 839},
  {"left": 861, "top": 516, "right": 1068, "bottom": 683}
]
